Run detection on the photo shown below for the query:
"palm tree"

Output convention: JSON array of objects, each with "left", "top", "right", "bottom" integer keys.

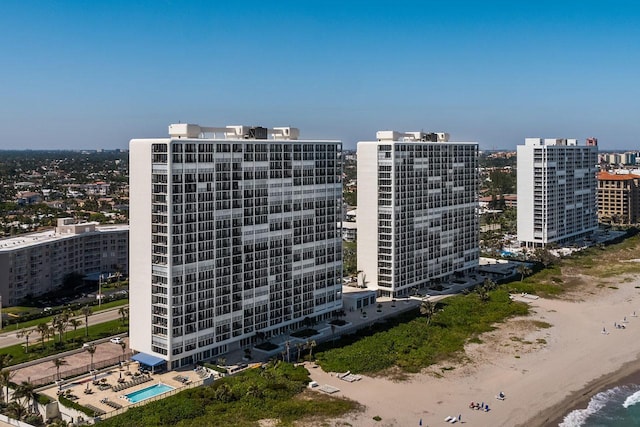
[
  {"left": 86, "top": 344, "right": 97, "bottom": 371},
  {"left": 36, "top": 322, "right": 49, "bottom": 349},
  {"left": 6, "top": 401, "right": 27, "bottom": 420},
  {"left": 68, "top": 318, "right": 82, "bottom": 342},
  {"left": 0, "top": 369, "right": 15, "bottom": 404},
  {"left": 306, "top": 340, "right": 317, "bottom": 359},
  {"left": 119, "top": 341, "right": 127, "bottom": 363},
  {"left": 284, "top": 341, "right": 290, "bottom": 363},
  {"left": 81, "top": 305, "right": 93, "bottom": 337},
  {"left": 52, "top": 316, "right": 67, "bottom": 344},
  {"left": 295, "top": 342, "right": 304, "bottom": 362},
  {"left": 52, "top": 357, "right": 68, "bottom": 381},
  {"left": 118, "top": 307, "right": 129, "bottom": 325},
  {"left": 483, "top": 278, "right": 497, "bottom": 291},
  {"left": 419, "top": 298, "right": 435, "bottom": 326},
  {"left": 476, "top": 285, "right": 490, "bottom": 303},
  {"left": 16, "top": 329, "right": 33, "bottom": 353},
  {"left": 516, "top": 264, "right": 532, "bottom": 281},
  {"left": 14, "top": 381, "right": 38, "bottom": 414}
]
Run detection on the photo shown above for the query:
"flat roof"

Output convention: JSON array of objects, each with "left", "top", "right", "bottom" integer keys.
[{"left": 0, "top": 224, "right": 129, "bottom": 253}]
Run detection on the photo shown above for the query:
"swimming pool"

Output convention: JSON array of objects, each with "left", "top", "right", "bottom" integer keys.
[{"left": 125, "top": 383, "right": 174, "bottom": 403}]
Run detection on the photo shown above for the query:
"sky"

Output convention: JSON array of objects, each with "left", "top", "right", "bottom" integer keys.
[{"left": 1, "top": 0, "right": 639, "bottom": 151}]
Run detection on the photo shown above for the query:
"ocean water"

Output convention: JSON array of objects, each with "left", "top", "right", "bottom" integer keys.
[{"left": 560, "top": 384, "right": 640, "bottom": 426}]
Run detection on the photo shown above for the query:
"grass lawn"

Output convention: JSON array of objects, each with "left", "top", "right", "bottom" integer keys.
[
  {"left": 1, "top": 299, "right": 128, "bottom": 333},
  {"left": 2, "top": 319, "right": 128, "bottom": 366}
]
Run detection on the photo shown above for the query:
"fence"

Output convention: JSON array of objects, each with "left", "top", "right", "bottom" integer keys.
[{"left": 31, "top": 352, "right": 133, "bottom": 387}]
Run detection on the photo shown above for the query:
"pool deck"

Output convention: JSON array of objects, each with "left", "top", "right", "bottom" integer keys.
[{"left": 40, "top": 362, "right": 204, "bottom": 418}]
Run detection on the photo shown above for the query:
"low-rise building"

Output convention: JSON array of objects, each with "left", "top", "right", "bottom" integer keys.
[{"left": 0, "top": 218, "right": 129, "bottom": 306}]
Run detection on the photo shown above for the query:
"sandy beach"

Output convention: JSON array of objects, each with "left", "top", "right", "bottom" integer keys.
[{"left": 306, "top": 276, "right": 640, "bottom": 427}]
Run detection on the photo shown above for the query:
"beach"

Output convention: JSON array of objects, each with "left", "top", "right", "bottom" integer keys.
[{"left": 306, "top": 276, "right": 640, "bottom": 426}]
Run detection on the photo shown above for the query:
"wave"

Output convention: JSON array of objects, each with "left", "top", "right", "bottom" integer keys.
[
  {"left": 622, "top": 389, "right": 640, "bottom": 408},
  {"left": 559, "top": 386, "right": 629, "bottom": 427}
]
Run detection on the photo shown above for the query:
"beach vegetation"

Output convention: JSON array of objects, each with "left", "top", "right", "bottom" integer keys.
[
  {"left": 531, "top": 321, "right": 552, "bottom": 329},
  {"left": 373, "top": 415, "right": 382, "bottom": 421},
  {"left": 315, "top": 289, "right": 528, "bottom": 374},
  {"left": 97, "top": 361, "right": 358, "bottom": 427}
]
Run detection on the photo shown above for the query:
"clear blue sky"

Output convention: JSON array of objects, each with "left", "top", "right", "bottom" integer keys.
[{"left": 1, "top": 0, "right": 639, "bottom": 151}]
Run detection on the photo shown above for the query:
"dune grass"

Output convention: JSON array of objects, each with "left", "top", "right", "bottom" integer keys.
[{"left": 316, "top": 289, "right": 528, "bottom": 374}]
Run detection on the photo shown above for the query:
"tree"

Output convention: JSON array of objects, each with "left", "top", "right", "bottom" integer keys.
[
  {"left": 306, "top": 340, "right": 317, "bottom": 359},
  {"left": 476, "top": 285, "right": 490, "bottom": 303},
  {"left": 86, "top": 344, "right": 97, "bottom": 371},
  {"left": 0, "top": 354, "right": 15, "bottom": 404},
  {"left": 6, "top": 401, "right": 27, "bottom": 420},
  {"left": 0, "top": 369, "right": 15, "bottom": 404},
  {"left": 119, "top": 341, "right": 127, "bottom": 363},
  {"left": 284, "top": 341, "right": 290, "bottom": 363},
  {"left": 419, "top": 298, "right": 435, "bottom": 326},
  {"left": 118, "top": 307, "right": 129, "bottom": 325},
  {"left": 295, "top": 342, "right": 304, "bottom": 362},
  {"left": 81, "top": 305, "right": 93, "bottom": 337},
  {"left": 16, "top": 329, "right": 33, "bottom": 353},
  {"left": 68, "top": 318, "right": 82, "bottom": 342},
  {"left": 516, "top": 264, "right": 532, "bottom": 281},
  {"left": 483, "top": 277, "right": 497, "bottom": 291},
  {"left": 36, "top": 322, "right": 49, "bottom": 349},
  {"left": 52, "top": 358, "right": 68, "bottom": 381},
  {"left": 14, "top": 381, "right": 38, "bottom": 414},
  {"left": 52, "top": 315, "right": 67, "bottom": 344}
]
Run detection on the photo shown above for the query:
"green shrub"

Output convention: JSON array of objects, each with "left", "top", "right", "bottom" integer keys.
[
  {"left": 97, "top": 362, "right": 356, "bottom": 427},
  {"left": 58, "top": 395, "right": 97, "bottom": 417}
]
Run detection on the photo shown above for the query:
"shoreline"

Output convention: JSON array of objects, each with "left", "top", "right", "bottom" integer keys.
[{"left": 538, "top": 356, "right": 640, "bottom": 427}]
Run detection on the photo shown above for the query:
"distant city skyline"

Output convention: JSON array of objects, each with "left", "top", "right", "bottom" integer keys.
[{"left": 2, "top": 1, "right": 640, "bottom": 151}]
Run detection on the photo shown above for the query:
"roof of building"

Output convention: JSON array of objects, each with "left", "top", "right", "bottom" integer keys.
[
  {"left": 598, "top": 171, "right": 640, "bottom": 181},
  {"left": 0, "top": 224, "right": 129, "bottom": 252}
]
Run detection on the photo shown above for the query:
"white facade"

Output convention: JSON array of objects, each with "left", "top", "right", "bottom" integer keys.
[
  {"left": 129, "top": 124, "right": 343, "bottom": 368},
  {"left": 517, "top": 138, "right": 598, "bottom": 248},
  {"left": 0, "top": 219, "right": 128, "bottom": 306},
  {"left": 357, "top": 131, "right": 479, "bottom": 298}
]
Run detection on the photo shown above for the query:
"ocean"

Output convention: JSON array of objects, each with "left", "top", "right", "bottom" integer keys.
[{"left": 560, "top": 384, "right": 640, "bottom": 426}]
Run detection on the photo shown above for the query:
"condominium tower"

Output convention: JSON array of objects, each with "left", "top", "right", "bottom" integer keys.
[
  {"left": 0, "top": 218, "right": 128, "bottom": 306},
  {"left": 129, "top": 124, "right": 343, "bottom": 368},
  {"left": 597, "top": 171, "right": 640, "bottom": 225},
  {"left": 357, "top": 131, "right": 479, "bottom": 298},
  {"left": 517, "top": 138, "right": 598, "bottom": 248}
]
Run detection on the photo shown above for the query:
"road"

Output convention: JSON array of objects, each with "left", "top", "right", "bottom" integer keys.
[{"left": 0, "top": 306, "right": 126, "bottom": 349}]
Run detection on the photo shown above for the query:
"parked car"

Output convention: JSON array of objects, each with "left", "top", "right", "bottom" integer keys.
[{"left": 110, "top": 337, "right": 123, "bottom": 344}]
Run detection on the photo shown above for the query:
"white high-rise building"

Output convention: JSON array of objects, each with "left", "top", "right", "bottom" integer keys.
[
  {"left": 517, "top": 138, "right": 598, "bottom": 248},
  {"left": 130, "top": 124, "right": 343, "bottom": 368},
  {"left": 357, "top": 131, "right": 479, "bottom": 298}
]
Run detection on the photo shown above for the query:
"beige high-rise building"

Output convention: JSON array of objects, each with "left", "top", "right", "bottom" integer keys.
[{"left": 597, "top": 171, "right": 640, "bottom": 225}]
